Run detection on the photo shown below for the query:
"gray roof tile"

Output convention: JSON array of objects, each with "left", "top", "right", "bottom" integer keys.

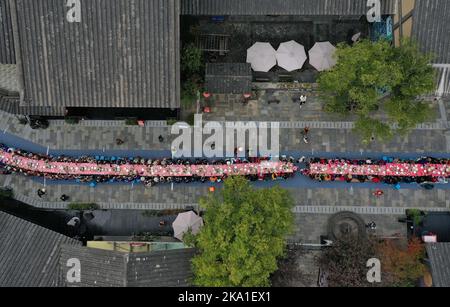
[
  {"left": 0, "top": 0, "right": 15, "bottom": 64},
  {"left": 13, "top": 0, "right": 180, "bottom": 109},
  {"left": 412, "top": 0, "right": 450, "bottom": 64},
  {"left": 60, "top": 244, "right": 196, "bottom": 287},
  {"left": 0, "top": 211, "right": 80, "bottom": 287},
  {"left": 206, "top": 63, "right": 252, "bottom": 94},
  {"left": 181, "top": 0, "right": 397, "bottom": 16},
  {"left": 426, "top": 243, "right": 450, "bottom": 287}
]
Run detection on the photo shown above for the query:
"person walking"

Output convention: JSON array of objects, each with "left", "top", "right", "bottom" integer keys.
[
  {"left": 158, "top": 135, "right": 164, "bottom": 143},
  {"left": 302, "top": 126, "right": 310, "bottom": 144},
  {"left": 37, "top": 188, "right": 46, "bottom": 198},
  {"left": 373, "top": 189, "right": 384, "bottom": 197},
  {"left": 299, "top": 95, "right": 307, "bottom": 108},
  {"left": 303, "top": 126, "right": 310, "bottom": 135},
  {"left": 116, "top": 138, "right": 125, "bottom": 145},
  {"left": 60, "top": 194, "right": 70, "bottom": 202}
]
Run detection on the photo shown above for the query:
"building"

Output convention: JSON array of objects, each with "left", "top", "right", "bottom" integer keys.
[
  {"left": 60, "top": 243, "right": 196, "bottom": 287},
  {"left": 1, "top": 0, "right": 448, "bottom": 118},
  {"left": 425, "top": 243, "right": 450, "bottom": 287},
  {"left": 392, "top": 0, "right": 449, "bottom": 97},
  {"left": 0, "top": 0, "right": 180, "bottom": 118},
  {"left": 0, "top": 210, "right": 195, "bottom": 287},
  {"left": 181, "top": 0, "right": 397, "bottom": 16},
  {"left": 205, "top": 63, "right": 252, "bottom": 95},
  {"left": 415, "top": 211, "right": 450, "bottom": 243},
  {"left": 0, "top": 210, "right": 81, "bottom": 287}
]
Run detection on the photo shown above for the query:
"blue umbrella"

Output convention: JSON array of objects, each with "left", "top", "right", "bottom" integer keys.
[
  {"left": 89, "top": 182, "right": 97, "bottom": 187},
  {"left": 382, "top": 156, "right": 388, "bottom": 161},
  {"left": 394, "top": 183, "right": 401, "bottom": 190}
]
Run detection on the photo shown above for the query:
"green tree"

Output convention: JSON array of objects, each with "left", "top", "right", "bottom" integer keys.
[
  {"left": 181, "top": 43, "right": 203, "bottom": 76},
  {"left": 190, "top": 177, "right": 295, "bottom": 287},
  {"left": 318, "top": 39, "right": 435, "bottom": 142},
  {"left": 181, "top": 75, "right": 202, "bottom": 107}
]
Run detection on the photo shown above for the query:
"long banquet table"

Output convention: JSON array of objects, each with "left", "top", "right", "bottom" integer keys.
[
  {"left": 309, "top": 162, "right": 450, "bottom": 178},
  {"left": 0, "top": 151, "right": 297, "bottom": 178}
]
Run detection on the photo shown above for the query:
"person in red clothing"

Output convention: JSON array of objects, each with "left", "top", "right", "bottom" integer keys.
[{"left": 373, "top": 189, "right": 384, "bottom": 197}]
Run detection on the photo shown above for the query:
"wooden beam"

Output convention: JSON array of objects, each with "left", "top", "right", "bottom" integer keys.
[{"left": 393, "top": 9, "right": 414, "bottom": 30}]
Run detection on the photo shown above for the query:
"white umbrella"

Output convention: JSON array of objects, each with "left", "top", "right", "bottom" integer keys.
[
  {"left": 246, "top": 42, "right": 277, "bottom": 72},
  {"left": 276, "top": 40, "right": 307, "bottom": 72},
  {"left": 308, "top": 42, "right": 337, "bottom": 72},
  {"left": 172, "top": 211, "right": 204, "bottom": 241}
]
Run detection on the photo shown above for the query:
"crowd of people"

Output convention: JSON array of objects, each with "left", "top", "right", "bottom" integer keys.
[
  {"left": 0, "top": 144, "right": 297, "bottom": 187},
  {"left": 1, "top": 143, "right": 450, "bottom": 188},
  {"left": 302, "top": 157, "right": 450, "bottom": 185}
]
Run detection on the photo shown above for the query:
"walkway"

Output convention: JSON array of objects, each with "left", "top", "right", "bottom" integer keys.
[
  {"left": 2, "top": 172, "right": 450, "bottom": 210},
  {"left": 0, "top": 95, "right": 449, "bottom": 210},
  {"left": 202, "top": 89, "right": 444, "bottom": 123},
  {"left": 1, "top": 110, "right": 449, "bottom": 154}
]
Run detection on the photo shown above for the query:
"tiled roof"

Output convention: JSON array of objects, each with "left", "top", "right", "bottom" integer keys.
[
  {"left": 412, "top": 0, "right": 450, "bottom": 64},
  {"left": 13, "top": 0, "right": 180, "bottom": 109},
  {"left": 206, "top": 63, "right": 252, "bottom": 94},
  {"left": 181, "top": 0, "right": 397, "bottom": 16},
  {"left": 0, "top": 93, "right": 66, "bottom": 116},
  {"left": 0, "top": 0, "right": 15, "bottom": 64},
  {"left": 0, "top": 211, "right": 80, "bottom": 287},
  {"left": 60, "top": 244, "right": 196, "bottom": 287},
  {"left": 426, "top": 243, "right": 450, "bottom": 287}
]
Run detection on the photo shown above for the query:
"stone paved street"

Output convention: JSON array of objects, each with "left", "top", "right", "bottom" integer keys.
[
  {"left": 0, "top": 96, "right": 449, "bottom": 210},
  {"left": 202, "top": 88, "right": 441, "bottom": 122},
  {"left": 2, "top": 173, "right": 450, "bottom": 210},
  {"left": 1, "top": 110, "right": 449, "bottom": 153},
  {"left": 290, "top": 213, "right": 407, "bottom": 243}
]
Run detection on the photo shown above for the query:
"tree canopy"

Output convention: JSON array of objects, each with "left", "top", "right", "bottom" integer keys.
[
  {"left": 378, "top": 237, "right": 427, "bottom": 287},
  {"left": 318, "top": 39, "right": 436, "bottom": 143},
  {"left": 319, "top": 235, "right": 378, "bottom": 287},
  {"left": 319, "top": 235, "right": 427, "bottom": 287},
  {"left": 189, "top": 176, "right": 295, "bottom": 287}
]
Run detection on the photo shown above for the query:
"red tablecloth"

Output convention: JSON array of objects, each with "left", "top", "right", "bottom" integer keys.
[
  {"left": 0, "top": 151, "right": 297, "bottom": 178},
  {"left": 309, "top": 162, "right": 450, "bottom": 178}
]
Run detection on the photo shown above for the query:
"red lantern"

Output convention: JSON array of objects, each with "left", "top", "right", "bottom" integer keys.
[
  {"left": 203, "top": 92, "right": 211, "bottom": 99},
  {"left": 243, "top": 93, "right": 252, "bottom": 99}
]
